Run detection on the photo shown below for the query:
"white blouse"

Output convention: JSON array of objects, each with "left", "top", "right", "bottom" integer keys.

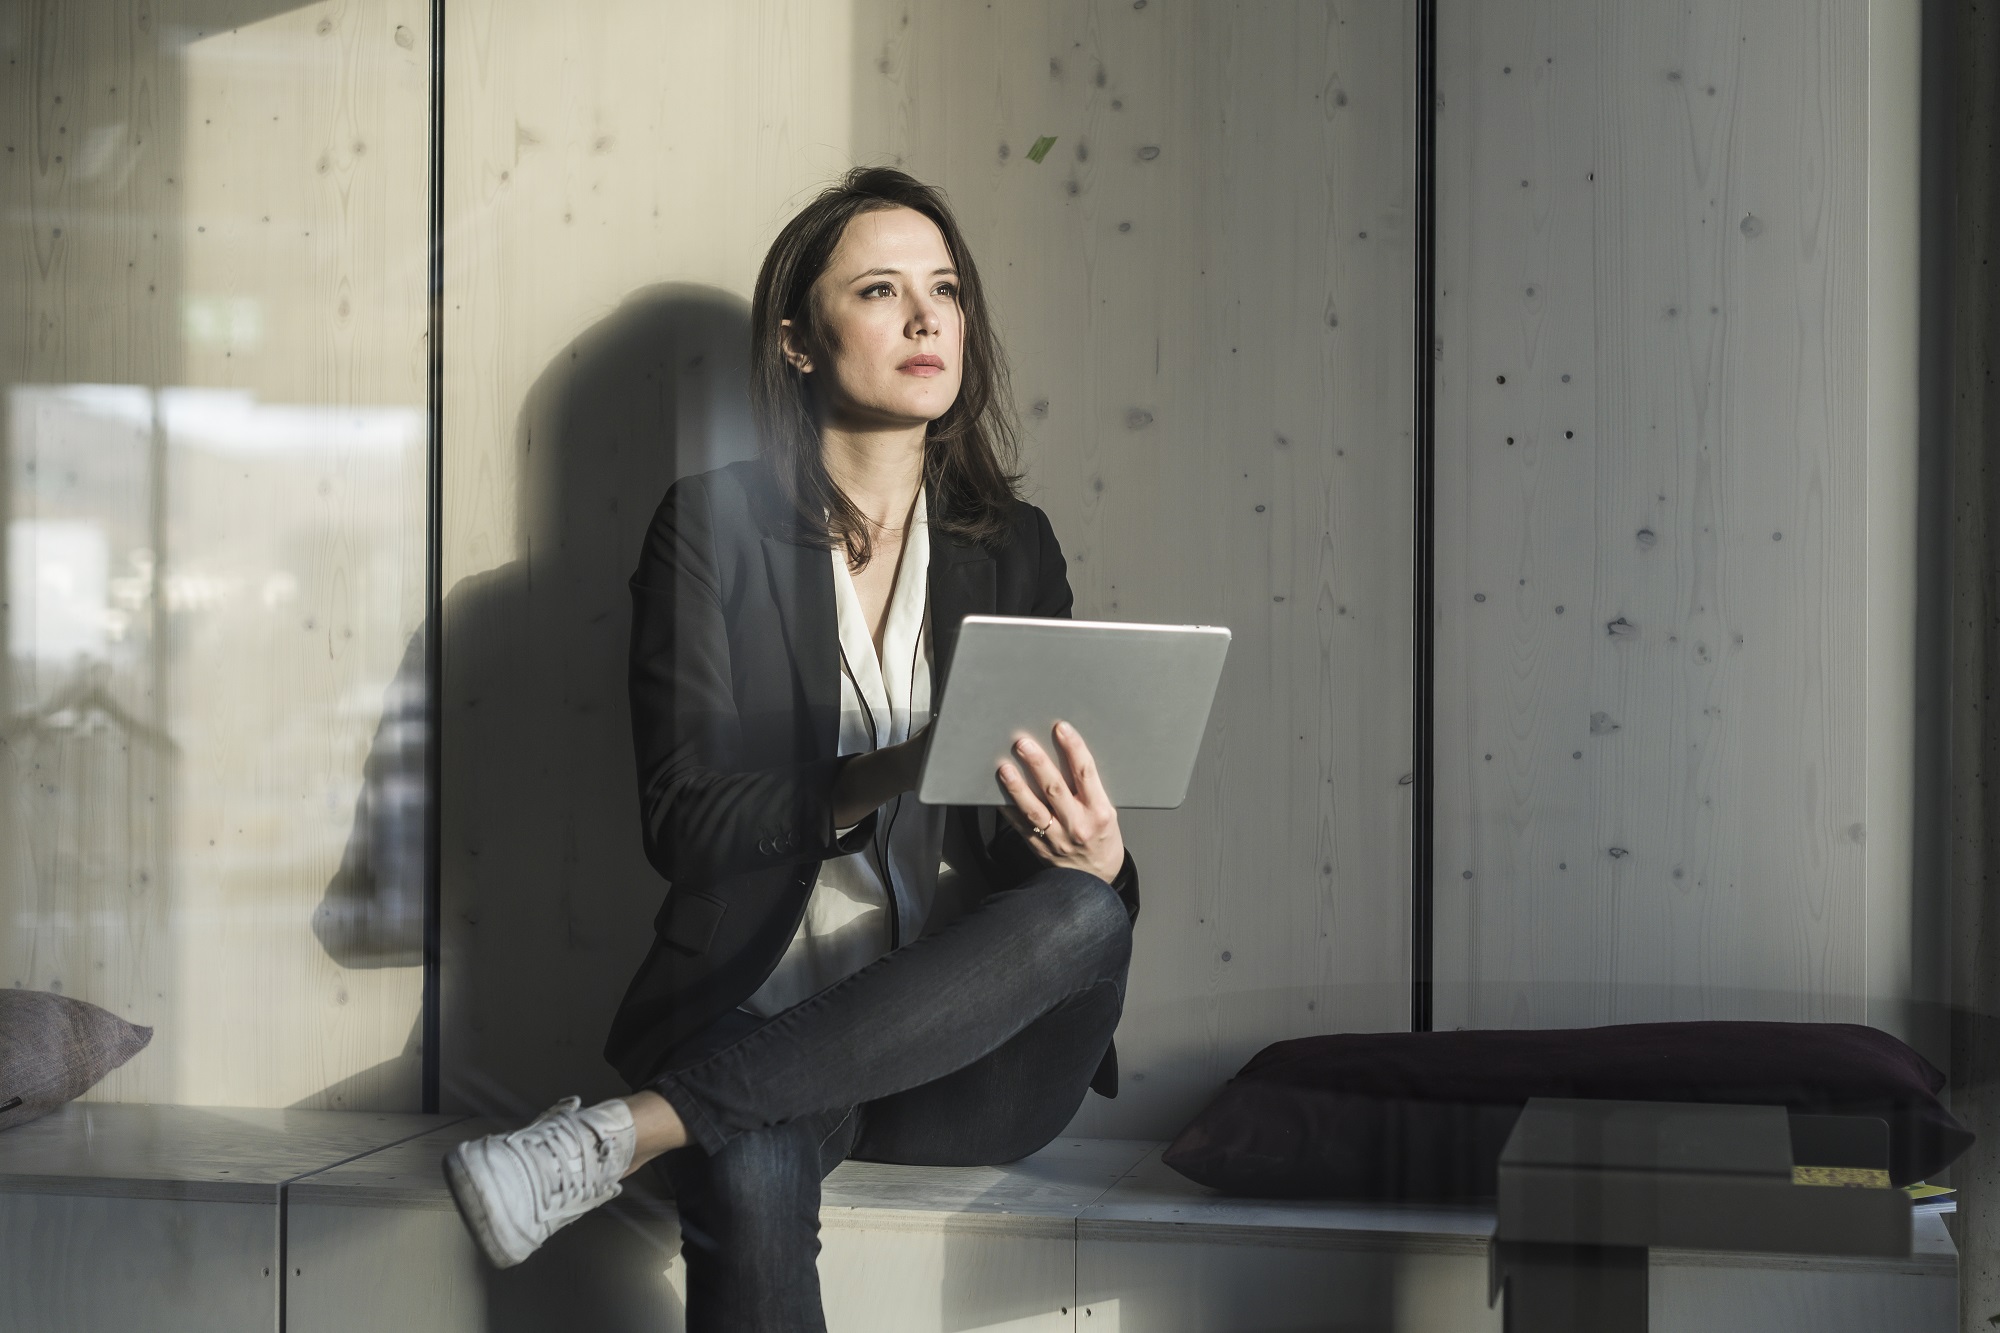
[{"left": 740, "top": 487, "right": 955, "bottom": 1016}]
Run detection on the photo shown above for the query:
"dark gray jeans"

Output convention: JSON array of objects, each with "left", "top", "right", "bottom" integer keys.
[{"left": 648, "top": 866, "right": 1133, "bottom": 1333}]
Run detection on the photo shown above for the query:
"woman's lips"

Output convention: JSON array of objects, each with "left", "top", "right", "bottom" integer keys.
[{"left": 899, "top": 355, "right": 945, "bottom": 377}]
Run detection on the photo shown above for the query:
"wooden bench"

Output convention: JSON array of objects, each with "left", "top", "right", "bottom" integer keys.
[
  {"left": 283, "top": 1123, "right": 1958, "bottom": 1332},
  {"left": 1, "top": 1109, "right": 1960, "bottom": 1331},
  {"left": 0, "top": 1102, "right": 460, "bottom": 1333}
]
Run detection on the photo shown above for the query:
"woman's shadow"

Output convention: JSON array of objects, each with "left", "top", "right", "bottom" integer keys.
[
  {"left": 311, "top": 282, "right": 754, "bottom": 1124},
  {"left": 308, "top": 282, "right": 756, "bottom": 1328}
]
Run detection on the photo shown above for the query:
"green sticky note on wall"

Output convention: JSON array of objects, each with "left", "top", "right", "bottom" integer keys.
[{"left": 1026, "top": 135, "right": 1058, "bottom": 164}]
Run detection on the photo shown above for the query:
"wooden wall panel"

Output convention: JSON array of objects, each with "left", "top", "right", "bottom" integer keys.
[
  {"left": 1432, "top": 0, "right": 1922, "bottom": 1037},
  {"left": 849, "top": 0, "right": 1416, "bottom": 1137},
  {"left": 440, "top": 1, "right": 1414, "bottom": 1140},
  {"left": 437, "top": 0, "right": 859, "bottom": 1120},
  {"left": 1, "top": 0, "right": 431, "bottom": 1108}
]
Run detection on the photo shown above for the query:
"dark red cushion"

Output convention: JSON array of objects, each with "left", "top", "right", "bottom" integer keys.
[{"left": 1161, "top": 1021, "right": 1973, "bottom": 1199}]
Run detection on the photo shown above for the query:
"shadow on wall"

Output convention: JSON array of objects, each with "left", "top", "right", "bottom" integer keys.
[
  {"left": 309, "top": 283, "right": 756, "bottom": 1120},
  {"left": 313, "top": 630, "right": 427, "bottom": 973}
]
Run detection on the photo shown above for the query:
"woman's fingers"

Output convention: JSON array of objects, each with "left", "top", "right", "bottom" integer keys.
[
  {"left": 996, "top": 760, "right": 1061, "bottom": 844},
  {"left": 994, "top": 786, "right": 1040, "bottom": 839},
  {"left": 998, "top": 727, "right": 1126, "bottom": 881},
  {"left": 1050, "top": 720, "right": 1112, "bottom": 814},
  {"left": 998, "top": 727, "right": 1125, "bottom": 879},
  {"left": 995, "top": 749, "right": 1054, "bottom": 826},
  {"left": 1010, "top": 733, "right": 1088, "bottom": 830},
  {"left": 1047, "top": 722, "right": 1124, "bottom": 881},
  {"left": 999, "top": 735, "right": 1087, "bottom": 848}
]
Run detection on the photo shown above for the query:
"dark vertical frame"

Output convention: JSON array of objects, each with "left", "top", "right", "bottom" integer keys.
[
  {"left": 1412, "top": 0, "right": 1439, "bottom": 1034},
  {"left": 422, "top": 0, "right": 446, "bottom": 1114},
  {"left": 1911, "top": 0, "right": 1959, "bottom": 1074}
]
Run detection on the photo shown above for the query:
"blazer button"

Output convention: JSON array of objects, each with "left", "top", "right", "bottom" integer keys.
[{"left": 756, "top": 837, "right": 772, "bottom": 854}]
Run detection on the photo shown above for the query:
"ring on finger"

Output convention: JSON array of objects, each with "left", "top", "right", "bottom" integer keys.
[{"left": 1031, "top": 820, "right": 1052, "bottom": 839}]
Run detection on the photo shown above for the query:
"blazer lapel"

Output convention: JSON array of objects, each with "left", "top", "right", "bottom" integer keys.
[
  {"left": 751, "top": 455, "right": 993, "bottom": 755},
  {"left": 928, "top": 532, "right": 995, "bottom": 701},
  {"left": 761, "top": 534, "right": 840, "bottom": 760}
]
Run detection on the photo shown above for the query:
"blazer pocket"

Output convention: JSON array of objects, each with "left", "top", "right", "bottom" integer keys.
[{"left": 662, "top": 890, "right": 728, "bottom": 956}]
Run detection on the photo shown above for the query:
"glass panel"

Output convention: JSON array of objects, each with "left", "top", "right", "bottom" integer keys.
[{"left": 1, "top": 0, "right": 431, "bottom": 1109}]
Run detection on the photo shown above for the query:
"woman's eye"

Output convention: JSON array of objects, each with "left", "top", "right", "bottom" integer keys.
[
  {"left": 862, "top": 282, "right": 893, "bottom": 298},
  {"left": 935, "top": 283, "right": 959, "bottom": 299}
]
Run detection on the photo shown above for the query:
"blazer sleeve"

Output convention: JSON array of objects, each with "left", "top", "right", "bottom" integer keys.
[
  {"left": 985, "top": 504, "right": 1140, "bottom": 921},
  {"left": 628, "top": 477, "right": 873, "bottom": 886}
]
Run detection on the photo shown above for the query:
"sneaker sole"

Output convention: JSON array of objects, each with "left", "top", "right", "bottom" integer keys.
[{"left": 441, "top": 1144, "right": 531, "bottom": 1270}]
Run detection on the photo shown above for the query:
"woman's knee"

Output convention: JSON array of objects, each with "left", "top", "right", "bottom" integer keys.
[{"left": 1018, "top": 867, "right": 1132, "bottom": 965}]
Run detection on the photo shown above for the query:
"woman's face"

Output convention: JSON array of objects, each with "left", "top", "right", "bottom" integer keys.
[{"left": 785, "top": 205, "right": 965, "bottom": 431}]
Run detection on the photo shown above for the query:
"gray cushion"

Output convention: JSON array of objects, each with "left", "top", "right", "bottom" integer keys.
[{"left": 0, "top": 990, "right": 152, "bottom": 1131}]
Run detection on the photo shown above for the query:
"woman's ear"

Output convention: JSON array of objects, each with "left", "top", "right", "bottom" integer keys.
[{"left": 778, "top": 318, "right": 814, "bottom": 374}]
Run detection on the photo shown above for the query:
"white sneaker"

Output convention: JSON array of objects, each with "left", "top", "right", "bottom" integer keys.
[{"left": 442, "top": 1095, "right": 637, "bottom": 1268}]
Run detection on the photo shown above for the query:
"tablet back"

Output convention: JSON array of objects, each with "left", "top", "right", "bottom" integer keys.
[{"left": 917, "top": 616, "right": 1231, "bottom": 809}]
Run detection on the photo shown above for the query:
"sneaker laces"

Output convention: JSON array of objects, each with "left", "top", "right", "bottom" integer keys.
[{"left": 510, "top": 1098, "right": 623, "bottom": 1222}]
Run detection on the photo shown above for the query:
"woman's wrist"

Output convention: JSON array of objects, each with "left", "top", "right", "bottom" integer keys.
[
  {"left": 829, "top": 751, "right": 882, "bottom": 830},
  {"left": 829, "top": 739, "right": 922, "bottom": 830}
]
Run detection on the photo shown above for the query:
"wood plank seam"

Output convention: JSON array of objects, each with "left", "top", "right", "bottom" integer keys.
[{"left": 278, "top": 1115, "right": 470, "bottom": 1331}]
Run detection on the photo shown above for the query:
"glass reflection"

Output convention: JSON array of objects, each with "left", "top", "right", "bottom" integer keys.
[{"left": 1, "top": 1, "right": 429, "bottom": 1110}]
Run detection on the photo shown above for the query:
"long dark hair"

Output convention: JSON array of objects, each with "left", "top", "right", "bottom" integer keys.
[{"left": 750, "top": 166, "right": 1022, "bottom": 566}]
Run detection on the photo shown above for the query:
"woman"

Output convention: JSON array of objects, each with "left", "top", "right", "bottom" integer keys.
[{"left": 442, "top": 167, "right": 1138, "bottom": 1329}]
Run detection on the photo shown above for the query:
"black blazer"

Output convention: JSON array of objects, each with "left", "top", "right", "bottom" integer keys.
[{"left": 603, "top": 458, "right": 1140, "bottom": 1093}]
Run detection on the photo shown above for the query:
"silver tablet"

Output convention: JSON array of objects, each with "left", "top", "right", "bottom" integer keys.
[{"left": 917, "top": 615, "right": 1231, "bottom": 809}]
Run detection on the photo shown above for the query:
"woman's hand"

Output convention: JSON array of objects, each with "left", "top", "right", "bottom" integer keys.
[
  {"left": 997, "top": 720, "right": 1126, "bottom": 883},
  {"left": 829, "top": 722, "right": 933, "bottom": 830}
]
